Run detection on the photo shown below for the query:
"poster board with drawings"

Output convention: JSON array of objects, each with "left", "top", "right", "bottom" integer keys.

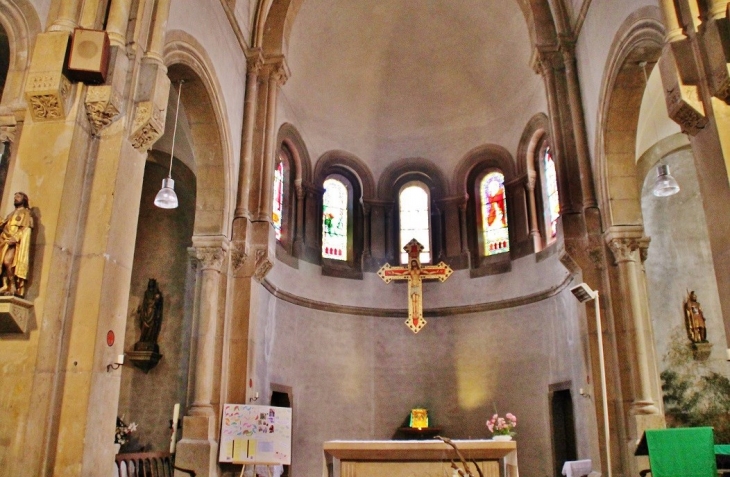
[{"left": 219, "top": 404, "right": 292, "bottom": 465}]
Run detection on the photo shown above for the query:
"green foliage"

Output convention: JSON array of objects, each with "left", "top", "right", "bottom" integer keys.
[{"left": 661, "top": 327, "right": 730, "bottom": 443}]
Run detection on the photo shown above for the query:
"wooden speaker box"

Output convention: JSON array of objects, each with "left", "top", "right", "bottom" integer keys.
[{"left": 66, "top": 28, "right": 110, "bottom": 84}]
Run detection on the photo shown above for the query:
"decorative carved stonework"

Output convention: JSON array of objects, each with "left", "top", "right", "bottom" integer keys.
[
  {"left": 129, "top": 101, "right": 165, "bottom": 151},
  {"left": 230, "top": 242, "right": 247, "bottom": 271},
  {"left": 665, "top": 85, "right": 708, "bottom": 135},
  {"left": 659, "top": 47, "right": 708, "bottom": 136},
  {"left": 607, "top": 238, "right": 641, "bottom": 264},
  {"left": 0, "top": 295, "right": 34, "bottom": 334},
  {"left": 25, "top": 71, "right": 72, "bottom": 121},
  {"left": 84, "top": 85, "right": 122, "bottom": 134},
  {"left": 195, "top": 246, "right": 224, "bottom": 272},
  {"left": 253, "top": 249, "right": 273, "bottom": 282},
  {"left": 246, "top": 51, "right": 264, "bottom": 75},
  {"left": 0, "top": 114, "right": 17, "bottom": 143}
]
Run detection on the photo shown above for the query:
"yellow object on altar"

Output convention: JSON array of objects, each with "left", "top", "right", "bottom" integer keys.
[{"left": 409, "top": 408, "right": 429, "bottom": 429}]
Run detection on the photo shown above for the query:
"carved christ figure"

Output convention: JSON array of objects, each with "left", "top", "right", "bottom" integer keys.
[{"left": 378, "top": 239, "right": 453, "bottom": 333}]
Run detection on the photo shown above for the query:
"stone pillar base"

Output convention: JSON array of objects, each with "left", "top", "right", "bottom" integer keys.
[
  {"left": 627, "top": 413, "right": 666, "bottom": 477},
  {"left": 175, "top": 415, "right": 219, "bottom": 477}
]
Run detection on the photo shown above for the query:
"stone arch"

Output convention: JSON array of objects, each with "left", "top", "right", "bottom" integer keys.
[
  {"left": 253, "top": 0, "right": 559, "bottom": 58},
  {"left": 0, "top": 0, "right": 40, "bottom": 106},
  {"left": 314, "top": 150, "right": 375, "bottom": 201},
  {"left": 378, "top": 157, "right": 447, "bottom": 201},
  {"left": 277, "top": 122, "right": 312, "bottom": 185},
  {"left": 595, "top": 6, "right": 664, "bottom": 230},
  {"left": 452, "top": 144, "right": 515, "bottom": 196},
  {"left": 164, "top": 31, "right": 233, "bottom": 237}
]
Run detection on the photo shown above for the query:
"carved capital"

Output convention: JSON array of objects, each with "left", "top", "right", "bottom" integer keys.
[
  {"left": 246, "top": 49, "right": 264, "bottom": 76},
  {"left": 253, "top": 249, "right": 273, "bottom": 282},
  {"left": 526, "top": 170, "right": 537, "bottom": 191},
  {"left": 230, "top": 241, "right": 248, "bottom": 271},
  {"left": 84, "top": 85, "right": 122, "bottom": 134},
  {"left": 25, "top": 72, "right": 71, "bottom": 121},
  {"left": 195, "top": 246, "right": 224, "bottom": 272},
  {"left": 129, "top": 101, "right": 165, "bottom": 151},
  {"left": 0, "top": 114, "right": 17, "bottom": 143},
  {"left": 665, "top": 85, "right": 708, "bottom": 135},
  {"left": 607, "top": 238, "right": 641, "bottom": 264}
]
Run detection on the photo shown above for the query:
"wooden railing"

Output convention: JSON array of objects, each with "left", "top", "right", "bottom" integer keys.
[{"left": 115, "top": 452, "right": 195, "bottom": 477}]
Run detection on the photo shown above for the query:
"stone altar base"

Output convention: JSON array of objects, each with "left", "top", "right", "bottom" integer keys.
[{"left": 323, "top": 439, "right": 518, "bottom": 477}]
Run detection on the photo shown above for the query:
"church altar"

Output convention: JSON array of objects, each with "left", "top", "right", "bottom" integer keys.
[{"left": 322, "top": 439, "right": 518, "bottom": 477}]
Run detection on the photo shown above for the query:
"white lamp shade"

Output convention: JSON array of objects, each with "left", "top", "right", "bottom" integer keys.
[
  {"left": 154, "top": 177, "right": 179, "bottom": 209},
  {"left": 653, "top": 164, "right": 680, "bottom": 197}
]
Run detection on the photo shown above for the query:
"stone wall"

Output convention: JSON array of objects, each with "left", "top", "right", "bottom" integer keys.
[{"left": 117, "top": 159, "right": 196, "bottom": 452}]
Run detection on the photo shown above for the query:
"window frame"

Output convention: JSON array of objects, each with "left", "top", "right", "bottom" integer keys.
[{"left": 397, "top": 180, "right": 433, "bottom": 265}]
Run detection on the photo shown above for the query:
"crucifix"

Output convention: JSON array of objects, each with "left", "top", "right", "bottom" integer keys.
[{"left": 377, "top": 239, "right": 453, "bottom": 333}]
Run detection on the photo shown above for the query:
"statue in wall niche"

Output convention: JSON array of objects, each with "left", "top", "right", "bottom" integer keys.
[
  {"left": 684, "top": 290, "right": 707, "bottom": 343},
  {"left": 136, "top": 278, "right": 164, "bottom": 350},
  {"left": 0, "top": 192, "right": 33, "bottom": 298}
]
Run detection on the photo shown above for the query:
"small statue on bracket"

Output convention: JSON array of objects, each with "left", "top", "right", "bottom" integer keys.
[
  {"left": 0, "top": 192, "right": 33, "bottom": 298},
  {"left": 684, "top": 290, "right": 707, "bottom": 343},
  {"left": 136, "top": 278, "right": 164, "bottom": 350}
]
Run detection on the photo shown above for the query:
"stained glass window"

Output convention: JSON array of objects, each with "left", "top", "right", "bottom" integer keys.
[
  {"left": 272, "top": 160, "right": 284, "bottom": 241},
  {"left": 399, "top": 183, "right": 431, "bottom": 264},
  {"left": 544, "top": 147, "right": 560, "bottom": 239},
  {"left": 479, "top": 171, "right": 509, "bottom": 256},
  {"left": 322, "top": 178, "right": 348, "bottom": 260}
]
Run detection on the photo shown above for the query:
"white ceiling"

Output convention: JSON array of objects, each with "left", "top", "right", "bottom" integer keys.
[{"left": 278, "top": 0, "right": 548, "bottom": 180}]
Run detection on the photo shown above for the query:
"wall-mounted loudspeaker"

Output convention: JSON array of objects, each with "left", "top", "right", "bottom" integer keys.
[{"left": 66, "top": 28, "right": 110, "bottom": 84}]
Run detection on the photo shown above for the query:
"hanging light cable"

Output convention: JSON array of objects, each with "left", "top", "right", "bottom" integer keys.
[
  {"left": 154, "top": 80, "right": 183, "bottom": 209},
  {"left": 639, "top": 62, "right": 680, "bottom": 197}
]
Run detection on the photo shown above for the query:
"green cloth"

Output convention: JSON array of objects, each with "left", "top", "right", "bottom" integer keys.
[
  {"left": 716, "top": 445, "right": 730, "bottom": 456},
  {"left": 646, "top": 427, "right": 716, "bottom": 477}
]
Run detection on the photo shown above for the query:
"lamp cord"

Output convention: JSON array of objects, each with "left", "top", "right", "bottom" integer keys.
[{"left": 168, "top": 81, "right": 183, "bottom": 179}]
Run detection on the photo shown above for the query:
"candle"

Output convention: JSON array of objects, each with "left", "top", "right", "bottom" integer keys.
[{"left": 170, "top": 403, "right": 180, "bottom": 454}]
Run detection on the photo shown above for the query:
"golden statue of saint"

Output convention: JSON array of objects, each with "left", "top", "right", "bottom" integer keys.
[
  {"left": 0, "top": 192, "right": 33, "bottom": 297},
  {"left": 684, "top": 290, "right": 707, "bottom": 343}
]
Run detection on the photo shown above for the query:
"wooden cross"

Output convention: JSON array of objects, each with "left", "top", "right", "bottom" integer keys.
[{"left": 377, "top": 239, "right": 453, "bottom": 333}]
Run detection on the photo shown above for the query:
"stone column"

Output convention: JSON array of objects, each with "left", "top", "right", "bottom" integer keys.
[
  {"left": 660, "top": 0, "right": 687, "bottom": 42},
  {"left": 49, "top": 0, "right": 81, "bottom": 32},
  {"left": 525, "top": 170, "right": 542, "bottom": 251},
  {"left": 257, "top": 59, "right": 289, "bottom": 221},
  {"left": 384, "top": 206, "right": 393, "bottom": 261},
  {"left": 561, "top": 40, "right": 596, "bottom": 208},
  {"left": 459, "top": 201, "right": 469, "bottom": 254},
  {"left": 294, "top": 182, "right": 305, "bottom": 254},
  {"left": 106, "top": 0, "right": 133, "bottom": 47},
  {"left": 189, "top": 242, "right": 225, "bottom": 416},
  {"left": 176, "top": 239, "right": 226, "bottom": 477},
  {"left": 709, "top": 0, "right": 728, "bottom": 19},
  {"left": 146, "top": 0, "right": 172, "bottom": 65},
  {"left": 362, "top": 202, "right": 371, "bottom": 258},
  {"left": 605, "top": 227, "right": 661, "bottom": 417},
  {"left": 235, "top": 51, "right": 263, "bottom": 220}
]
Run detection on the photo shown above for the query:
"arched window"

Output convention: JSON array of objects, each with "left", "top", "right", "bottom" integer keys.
[
  {"left": 543, "top": 147, "right": 560, "bottom": 241},
  {"left": 272, "top": 159, "right": 285, "bottom": 241},
  {"left": 322, "top": 177, "right": 348, "bottom": 260},
  {"left": 478, "top": 171, "right": 509, "bottom": 256},
  {"left": 399, "top": 182, "right": 431, "bottom": 264}
]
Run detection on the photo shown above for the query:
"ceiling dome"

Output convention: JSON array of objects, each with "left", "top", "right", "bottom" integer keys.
[{"left": 278, "top": 0, "right": 547, "bottom": 177}]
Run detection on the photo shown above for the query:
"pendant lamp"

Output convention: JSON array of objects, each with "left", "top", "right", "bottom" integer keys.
[
  {"left": 652, "top": 164, "right": 681, "bottom": 197},
  {"left": 154, "top": 81, "right": 183, "bottom": 209}
]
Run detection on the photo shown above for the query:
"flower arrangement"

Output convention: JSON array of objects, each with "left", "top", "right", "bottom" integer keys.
[
  {"left": 486, "top": 412, "right": 517, "bottom": 436},
  {"left": 115, "top": 416, "right": 137, "bottom": 445}
]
